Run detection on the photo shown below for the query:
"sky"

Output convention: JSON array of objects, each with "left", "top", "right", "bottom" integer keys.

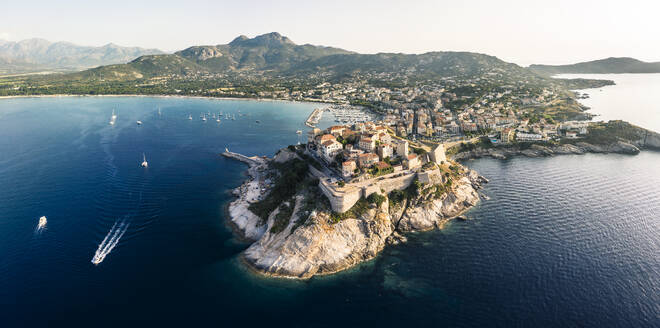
[{"left": 2, "top": 0, "right": 659, "bottom": 66}]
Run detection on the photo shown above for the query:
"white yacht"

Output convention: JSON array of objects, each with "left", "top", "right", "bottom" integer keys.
[
  {"left": 202, "top": 115, "right": 207, "bottom": 122},
  {"left": 141, "top": 153, "right": 148, "bottom": 168},
  {"left": 188, "top": 114, "right": 193, "bottom": 120},
  {"left": 37, "top": 216, "right": 47, "bottom": 230},
  {"left": 136, "top": 120, "right": 142, "bottom": 125},
  {"left": 109, "top": 109, "right": 117, "bottom": 125}
]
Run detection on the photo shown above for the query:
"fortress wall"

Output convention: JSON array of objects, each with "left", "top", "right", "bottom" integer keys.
[
  {"left": 418, "top": 169, "right": 443, "bottom": 185},
  {"left": 377, "top": 173, "right": 417, "bottom": 195},
  {"left": 319, "top": 172, "right": 418, "bottom": 213},
  {"left": 362, "top": 184, "right": 381, "bottom": 198},
  {"left": 319, "top": 179, "right": 362, "bottom": 213}
]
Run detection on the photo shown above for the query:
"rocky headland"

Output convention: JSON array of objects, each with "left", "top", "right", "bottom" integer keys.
[{"left": 225, "top": 148, "right": 487, "bottom": 279}]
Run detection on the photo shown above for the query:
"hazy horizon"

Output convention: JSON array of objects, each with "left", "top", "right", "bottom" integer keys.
[{"left": 2, "top": 0, "right": 660, "bottom": 66}]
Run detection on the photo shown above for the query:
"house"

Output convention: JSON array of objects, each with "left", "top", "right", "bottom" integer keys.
[
  {"left": 329, "top": 125, "right": 345, "bottom": 136},
  {"left": 307, "top": 128, "right": 321, "bottom": 143},
  {"left": 320, "top": 139, "right": 342, "bottom": 161},
  {"left": 358, "top": 137, "right": 375, "bottom": 152},
  {"left": 516, "top": 132, "right": 544, "bottom": 142},
  {"left": 393, "top": 139, "right": 409, "bottom": 157},
  {"left": 377, "top": 143, "right": 393, "bottom": 160},
  {"left": 565, "top": 131, "right": 579, "bottom": 139},
  {"left": 501, "top": 128, "right": 514, "bottom": 143},
  {"left": 341, "top": 160, "right": 356, "bottom": 179},
  {"left": 317, "top": 134, "right": 335, "bottom": 144},
  {"left": 405, "top": 154, "right": 420, "bottom": 169},
  {"left": 357, "top": 153, "right": 379, "bottom": 168},
  {"left": 378, "top": 132, "right": 392, "bottom": 144}
]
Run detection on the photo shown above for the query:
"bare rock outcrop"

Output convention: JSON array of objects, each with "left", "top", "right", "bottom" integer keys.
[{"left": 229, "top": 158, "right": 487, "bottom": 279}]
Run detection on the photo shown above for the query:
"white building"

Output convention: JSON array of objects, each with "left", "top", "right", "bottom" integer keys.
[
  {"left": 321, "top": 139, "right": 342, "bottom": 161},
  {"left": 516, "top": 132, "right": 544, "bottom": 142},
  {"left": 377, "top": 143, "right": 393, "bottom": 160}
]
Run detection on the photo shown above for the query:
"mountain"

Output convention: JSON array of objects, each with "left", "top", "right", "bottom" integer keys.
[
  {"left": 5, "top": 32, "right": 614, "bottom": 99},
  {"left": 62, "top": 32, "right": 544, "bottom": 83},
  {"left": 174, "top": 32, "right": 353, "bottom": 72},
  {"left": 529, "top": 57, "right": 660, "bottom": 75},
  {"left": 0, "top": 38, "right": 163, "bottom": 74}
]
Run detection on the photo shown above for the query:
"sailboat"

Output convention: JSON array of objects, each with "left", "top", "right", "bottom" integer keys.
[
  {"left": 188, "top": 114, "right": 193, "bottom": 120},
  {"left": 232, "top": 114, "right": 236, "bottom": 120},
  {"left": 158, "top": 107, "right": 161, "bottom": 116},
  {"left": 109, "top": 109, "right": 117, "bottom": 125},
  {"left": 202, "top": 114, "right": 207, "bottom": 122},
  {"left": 141, "top": 153, "right": 148, "bottom": 168}
]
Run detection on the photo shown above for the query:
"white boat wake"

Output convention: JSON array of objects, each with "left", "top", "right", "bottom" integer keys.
[{"left": 91, "top": 218, "right": 130, "bottom": 265}]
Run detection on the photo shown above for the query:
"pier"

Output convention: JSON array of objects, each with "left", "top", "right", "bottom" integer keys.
[
  {"left": 305, "top": 108, "right": 324, "bottom": 127},
  {"left": 222, "top": 149, "right": 266, "bottom": 166}
]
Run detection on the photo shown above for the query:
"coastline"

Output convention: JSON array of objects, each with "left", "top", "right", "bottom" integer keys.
[
  {"left": 223, "top": 148, "right": 487, "bottom": 279},
  {"left": 0, "top": 93, "right": 337, "bottom": 106}
]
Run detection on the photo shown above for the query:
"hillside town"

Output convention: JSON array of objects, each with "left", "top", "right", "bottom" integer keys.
[{"left": 220, "top": 73, "right": 597, "bottom": 146}]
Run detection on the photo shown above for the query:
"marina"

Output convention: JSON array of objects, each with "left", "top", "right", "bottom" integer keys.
[{"left": 327, "top": 104, "right": 378, "bottom": 124}]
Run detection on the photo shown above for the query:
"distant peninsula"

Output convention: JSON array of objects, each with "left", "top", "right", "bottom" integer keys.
[{"left": 529, "top": 57, "right": 660, "bottom": 75}]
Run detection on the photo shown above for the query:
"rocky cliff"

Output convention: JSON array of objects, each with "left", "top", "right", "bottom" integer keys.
[{"left": 227, "top": 152, "right": 486, "bottom": 279}]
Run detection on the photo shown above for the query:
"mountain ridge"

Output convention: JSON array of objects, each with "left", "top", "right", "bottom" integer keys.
[
  {"left": 529, "top": 57, "right": 660, "bottom": 74},
  {"left": 0, "top": 38, "right": 164, "bottom": 74},
  {"left": 65, "top": 32, "right": 543, "bottom": 83}
]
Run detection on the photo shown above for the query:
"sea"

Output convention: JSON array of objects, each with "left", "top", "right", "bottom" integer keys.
[
  {"left": 557, "top": 73, "right": 660, "bottom": 132},
  {"left": 0, "top": 94, "right": 658, "bottom": 327}
]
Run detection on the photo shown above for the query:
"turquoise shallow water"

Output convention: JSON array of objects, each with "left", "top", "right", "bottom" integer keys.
[{"left": 1, "top": 97, "right": 659, "bottom": 327}]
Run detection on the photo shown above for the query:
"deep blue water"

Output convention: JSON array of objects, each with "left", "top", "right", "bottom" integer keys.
[{"left": 1, "top": 97, "right": 659, "bottom": 327}]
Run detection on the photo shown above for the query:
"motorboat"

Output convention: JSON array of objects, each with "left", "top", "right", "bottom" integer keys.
[
  {"left": 141, "top": 153, "right": 148, "bottom": 168},
  {"left": 37, "top": 216, "right": 47, "bottom": 230},
  {"left": 109, "top": 109, "right": 117, "bottom": 125}
]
